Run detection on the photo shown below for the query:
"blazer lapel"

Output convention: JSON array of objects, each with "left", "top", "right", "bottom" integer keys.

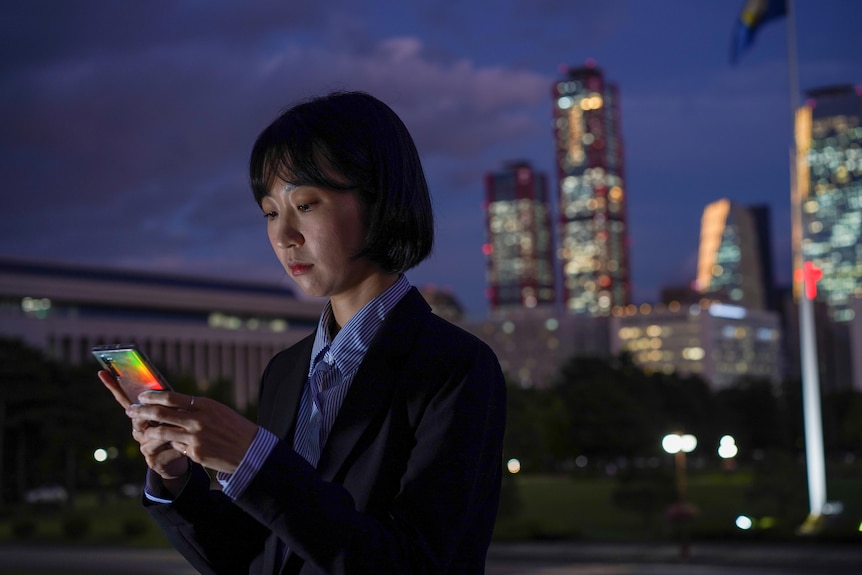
[
  {"left": 261, "top": 334, "right": 314, "bottom": 440},
  {"left": 316, "top": 288, "right": 430, "bottom": 482}
]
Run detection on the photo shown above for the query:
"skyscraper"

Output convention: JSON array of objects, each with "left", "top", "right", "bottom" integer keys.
[
  {"left": 552, "top": 63, "right": 629, "bottom": 316},
  {"left": 796, "top": 85, "right": 862, "bottom": 322},
  {"left": 483, "top": 160, "right": 556, "bottom": 312},
  {"left": 696, "top": 198, "right": 776, "bottom": 310}
]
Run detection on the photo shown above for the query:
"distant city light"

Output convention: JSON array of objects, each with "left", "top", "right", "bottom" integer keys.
[
  {"left": 682, "top": 347, "right": 705, "bottom": 361},
  {"left": 718, "top": 435, "right": 738, "bottom": 459},
  {"left": 794, "top": 261, "right": 824, "bottom": 300},
  {"left": 663, "top": 433, "right": 697, "bottom": 454},
  {"left": 822, "top": 501, "right": 844, "bottom": 515},
  {"left": 507, "top": 458, "right": 521, "bottom": 474},
  {"left": 93, "top": 448, "right": 108, "bottom": 463},
  {"left": 735, "top": 515, "right": 753, "bottom": 530},
  {"left": 21, "top": 297, "right": 52, "bottom": 313},
  {"left": 708, "top": 303, "right": 747, "bottom": 319}
]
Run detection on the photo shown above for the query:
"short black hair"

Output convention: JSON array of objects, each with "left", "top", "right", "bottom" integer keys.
[{"left": 249, "top": 91, "right": 434, "bottom": 274}]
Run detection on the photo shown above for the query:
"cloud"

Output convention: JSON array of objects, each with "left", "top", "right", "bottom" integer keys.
[
  {"left": 8, "top": 0, "right": 856, "bottom": 317},
  {"left": 0, "top": 2, "right": 552, "bottom": 303},
  {"left": 250, "top": 35, "right": 549, "bottom": 157}
]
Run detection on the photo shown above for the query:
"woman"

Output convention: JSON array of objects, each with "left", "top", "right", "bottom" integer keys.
[{"left": 100, "top": 90, "right": 506, "bottom": 574}]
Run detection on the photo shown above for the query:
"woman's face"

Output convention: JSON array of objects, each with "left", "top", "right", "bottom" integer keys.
[{"left": 260, "top": 178, "right": 387, "bottom": 308}]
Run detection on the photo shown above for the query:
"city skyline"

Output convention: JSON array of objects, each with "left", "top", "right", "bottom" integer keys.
[{"left": 2, "top": 1, "right": 862, "bottom": 320}]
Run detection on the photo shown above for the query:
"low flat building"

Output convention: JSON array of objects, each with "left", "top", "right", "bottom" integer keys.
[
  {"left": 0, "top": 257, "right": 323, "bottom": 410},
  {"left": 462, "top": 307, "right": 611, "bottom": 388},
  {"left": 610, "top": 301, "right": 782, "bottom": 389}
]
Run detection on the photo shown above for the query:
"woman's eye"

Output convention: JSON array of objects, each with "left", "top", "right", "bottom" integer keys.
[
  {"left": 297, "top": 203, "right": 313, "bottom": 213},
  {"left": 263, "top": 211, "right": 277, "bottom": 220}
]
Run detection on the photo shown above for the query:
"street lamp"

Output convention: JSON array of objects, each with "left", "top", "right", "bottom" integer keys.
[
  {"left": 506, "top": 458, "right": 521, "bottom": 474},
  {"left": 718, "top": 435, "right": 738, "bottom": 471},
  {"left": 662, "top": 433, "right": 697, "bottom": 502},
  {"left": 662, "top": 432, "right": 698, "bottom": 560}
]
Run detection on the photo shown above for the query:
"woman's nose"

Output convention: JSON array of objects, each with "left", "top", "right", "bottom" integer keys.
[{"left": 273, "top": 219, "right": 303, "bottom": 248}]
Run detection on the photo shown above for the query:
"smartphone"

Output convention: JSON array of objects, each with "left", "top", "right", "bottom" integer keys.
[{"left": 92, "top": 344, "right": 172, "bottom": 403}]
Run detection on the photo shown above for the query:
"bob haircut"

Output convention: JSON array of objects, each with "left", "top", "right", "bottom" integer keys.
[{"left": 249, "top": 91, "right": 434, "bottom": 274}]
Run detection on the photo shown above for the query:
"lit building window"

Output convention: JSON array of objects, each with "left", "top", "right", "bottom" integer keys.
[
  {"left": 682, "top": 347, "right": 705, "bottom": 360},
  {"left": 21, "top": 297, "right": 52, "bottom": 318}
]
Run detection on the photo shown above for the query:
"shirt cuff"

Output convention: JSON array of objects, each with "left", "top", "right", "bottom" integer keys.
[
  {"left": 143, "top": 463, "right": 190, "bottom": 504},
  {"left": 216, "top": 427, "right": 279, "bottom": 500}
]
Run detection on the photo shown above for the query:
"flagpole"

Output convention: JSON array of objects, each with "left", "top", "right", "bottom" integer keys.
[{"left": 786, "top": 0, "right": 827, "bottom": 531}]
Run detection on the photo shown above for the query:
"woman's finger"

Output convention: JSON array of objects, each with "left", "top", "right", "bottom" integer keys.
[
  {"left": 140, "top": 420, "right": 187, "bottom": 448},
  {"left": 98, "top": 370, "right": 132, "bottom": 409},
  {"left": 137, "top": 390, "right": 197, "bottom": 411}
]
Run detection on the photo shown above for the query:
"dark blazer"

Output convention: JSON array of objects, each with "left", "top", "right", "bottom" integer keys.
[{"left": 145, "top": 287, "right": 506, "bottom": 574}]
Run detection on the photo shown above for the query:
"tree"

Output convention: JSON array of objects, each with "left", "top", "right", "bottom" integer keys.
[
  {"left": 0, "top": 337, "right": 54, "bottom": 507},
  {"left": 0, "top": 338, "right": 141, "bottom": 507},
  {"left": 503, "top": 382, "right": 569, "bottom": 472},
  {"left": 552, "top": 354, "right": 662, "bottom": 460},
  {"left": 651, "top": 371, "right": 716, "bottom": 448},
  {"left": 714, "top": 377, "right": 792, "bottom": 457},
  {"left": 821, "top": 390, "right": 862, "bottom": 455}
]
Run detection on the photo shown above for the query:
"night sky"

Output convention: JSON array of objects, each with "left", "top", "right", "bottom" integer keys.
[{"left": 2, "top": 1, "right": 861, "bottom": 320}]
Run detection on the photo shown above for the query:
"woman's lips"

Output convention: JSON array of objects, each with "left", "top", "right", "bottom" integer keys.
[{"left": 289, "top": 263, "right": 312, "bottom": 275}]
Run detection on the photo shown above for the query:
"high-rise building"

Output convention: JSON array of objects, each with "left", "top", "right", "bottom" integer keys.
[
  {"left": 483, "top": 160, "right": 556, "bottom": 312},
  {"left": 749, "top": 204, "right": 779, "bottom": 311},
  {"left": 796, "top": 85, "right": 862, "bottom": 322},
  {"left": 552, "top": 62, "right": 629, "bottom": 316},
  {"left": 696, "top": 199, "right": 776, "bottom": 310}
]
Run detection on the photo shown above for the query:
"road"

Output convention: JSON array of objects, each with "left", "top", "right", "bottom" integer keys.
[{"left": 1, "top": 541, "right": 860, "bottom": 574}]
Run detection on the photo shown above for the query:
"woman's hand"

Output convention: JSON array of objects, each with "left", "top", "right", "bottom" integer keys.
[
  {"left": 126, "top": 390, "right": 259, "bottom": 475},
  {"left": 99, "top": 370, "right": 190, "bottom": 485}
]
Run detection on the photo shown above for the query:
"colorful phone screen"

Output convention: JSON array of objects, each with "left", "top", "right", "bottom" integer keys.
[{"left": 92, "top": 345, "right": 171, "bottom": 402}]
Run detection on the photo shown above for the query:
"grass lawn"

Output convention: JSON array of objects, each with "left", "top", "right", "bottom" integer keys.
[
  {"left": 0, "top": 494, "right": 170, "bottom": 548},
  {"left": 1, "top": 470, "right": 860, "bottom": 548},
  {"left": 493, "top": 470, "right": 862, "bottom": 543}
]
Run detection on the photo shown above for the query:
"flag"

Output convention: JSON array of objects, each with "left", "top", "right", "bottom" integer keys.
[{"left": 730, "top": 0, "right": 787, "bottom": 64}]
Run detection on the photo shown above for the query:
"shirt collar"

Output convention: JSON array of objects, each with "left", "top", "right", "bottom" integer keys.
[{"left": 310, "top": 275, "right": 411, "bottom": 377}]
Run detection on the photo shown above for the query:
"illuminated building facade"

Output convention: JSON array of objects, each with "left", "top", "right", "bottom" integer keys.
[
  {"left": 483, "top": 160, "right": 556, "bottom": 312},
  {"left": 463, "top": 310, "right": 610, "bottom": 388},
  {"left": 796, "top": 85, "right": 862, "bottom": 322},
  {"left": 552, "top": 63, "right": 629, "bottom": 316},
  {"left": 0, "top": 257, "right": 322, "bottom": 410},
  {"left": 696, "top": 199, "right": 776, "bottom": 310},
  {"left": 611, "top": 301, "right": 782, "bottom": 389}
]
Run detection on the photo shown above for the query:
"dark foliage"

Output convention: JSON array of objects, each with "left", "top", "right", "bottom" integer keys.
[{"left": 503, "top": 352, "right": 859, "bottom": 473}]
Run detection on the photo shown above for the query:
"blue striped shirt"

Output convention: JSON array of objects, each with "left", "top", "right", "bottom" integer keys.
[{"left": 217, "top": 274, "right": 411, "bottom": 499}]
